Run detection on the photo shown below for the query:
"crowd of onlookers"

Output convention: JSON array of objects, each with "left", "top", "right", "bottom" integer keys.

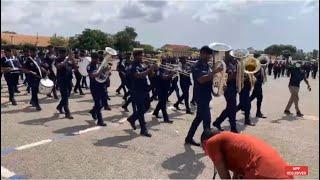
[{"left": 267, "top": 60, "right": 318, "bottom": 79}]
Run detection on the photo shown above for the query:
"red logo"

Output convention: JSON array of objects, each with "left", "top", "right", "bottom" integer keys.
[{"left": 285, "top": 166, "right": 308, "bottom": 176}]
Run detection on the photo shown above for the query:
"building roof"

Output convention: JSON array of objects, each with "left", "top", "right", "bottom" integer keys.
[
  {"left": 161, "top": 44, "right": 191, "bottom": 51},
  {"left": 1, "top": 33, "right": 51, "bottom": 47}
]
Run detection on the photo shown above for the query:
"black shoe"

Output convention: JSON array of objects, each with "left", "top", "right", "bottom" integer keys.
[
  {"left": 80, "top": 92, "right": 85, "bottom": 95},
  {"left": 173, "top": 103, "right": 180, "bottom": 110},
  {"left": 297, "top": 112, "right": 304, "bottom": 117},
  {"left": 36, "top": 106, "right": 42, "bottom": 111},
  {"left": 164, "top": 120, "right": 173, "bottom": 123},
  {"left": 97, "top": 122, "right": 107, "bottom": 126},
  {"left": 74, "top": 90, "right": 78, "bottom": 94},
  {"left": 231, "top": 128, "right": 239, "bottom": 133},
  {"left": 140, "top": 131, "right": 152, "bottom": 137},
  {"left": 185, "top": 139, "right": 200, "bottom": 146},
  {"left": 15, "top": 90, "right": 20, "bottom": 93},
  {"left": 284, "top": 110, "right": 292, "bottom": 115},
  {"left": 122, "top": 107, "right": 129, "bottom": 112},
  {"left": 186, "top": 110, "right": 194, "bottom": 114},
  {"left": 127, "top": 118, "right": 136, "bottom": 130},
  {"left": 256, "top": 112, "right": 267, "bottom": 118},
  {"left": 56, "top": 107, "right": 63, "bottom": 114},
  {"left": 89, "top": 109, "right": 97, "bottom": 120},
  {"left": 107, "top": 97, "right": 111, "bottom": 100},
  {"left": 11, "top": 100, "right": 17, "bottom": 106},
  {"left": 104, "top": 106, "right": 111, "bottom": 111},
  {"left": 244, "top": 121, "right": 255, "bottom": 126},
  {"left": 212, "top": 122, "right": 224, "bottom": 131},
  {"left": 116, "top": 90, "right": 121, "bottom": 95},
  {"left": 47, "top": 94, "right": 52, "bottom": 97},
  {"left": 152, "top": 112, "right": 161, "bottom": 118},
  {"left": 65, "top": 115, "right": 74, "bottom": 119}
]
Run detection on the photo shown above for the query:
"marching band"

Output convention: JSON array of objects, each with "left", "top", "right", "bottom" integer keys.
[{"left": 1, "top": 44, "right": 316, "bottom": 141}]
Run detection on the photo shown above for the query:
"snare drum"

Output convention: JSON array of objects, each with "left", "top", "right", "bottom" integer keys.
[{"left": 39, "top": 78, "right": 54, "bottom": 95}]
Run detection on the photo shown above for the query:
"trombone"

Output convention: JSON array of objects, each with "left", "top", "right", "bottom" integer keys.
[{"left": 142, "top": 57, "right": 191, "bottom": 76}]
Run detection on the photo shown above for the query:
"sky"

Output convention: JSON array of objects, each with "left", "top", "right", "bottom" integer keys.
[{"left": 1, "top": 0, "right": 319, "bottom": 51}]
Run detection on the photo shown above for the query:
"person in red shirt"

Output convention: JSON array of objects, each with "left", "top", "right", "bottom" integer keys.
[{"left": 201, "top": 128, "right": 294, "bottom": 179}]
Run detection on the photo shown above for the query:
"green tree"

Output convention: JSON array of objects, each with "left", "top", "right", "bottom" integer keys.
[
  {"left": 114, "top": 26, "right": 138, "bottom": 53},
  {"left": 2, "top": 31, "right": 17, "bottom": 34},
  {"left": 50, "top": 36, "right": 68, "bottom": 47},
  {"left": 312, "top": 49, "right": 319, "bottom": 59},
  {"left": 138, "top": 44, "right": 154, "bottom": 54},
  {"left": 291, "top": 49, "right": 305, "bottom": 60},
  {"left": 264, "top": 44, "right": 297, "bottom": 56},
  {"left": 71, "top": 29, "right": 114, "bottom": 50},
  {"left": 1, "top": 39, "right": 8, "bottom": 45}
]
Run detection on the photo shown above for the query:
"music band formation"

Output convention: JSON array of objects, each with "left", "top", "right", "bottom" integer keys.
[{"left": 1, "top": 43, "right": 316, "bottom": 140}]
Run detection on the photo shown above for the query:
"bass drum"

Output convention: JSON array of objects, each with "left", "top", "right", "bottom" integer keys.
[
  {"left": 78, "top": 56, "right": 91, "bottom": 76},
  {"left": 39, "top": 78, "right": 54, "bottom": 95}
]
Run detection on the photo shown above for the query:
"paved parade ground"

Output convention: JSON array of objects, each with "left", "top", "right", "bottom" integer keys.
[{"left": 1, "top": 72, "right": 319, "bottom": 179}]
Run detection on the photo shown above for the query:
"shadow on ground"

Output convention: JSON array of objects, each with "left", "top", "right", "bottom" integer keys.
[{"left": 162, "top": 145, "right": 205, "bottom": 179}]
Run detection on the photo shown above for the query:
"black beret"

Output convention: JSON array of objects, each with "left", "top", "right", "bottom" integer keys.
[
  {"left": 91, "top": 52, "right": 99, "bottom": 59},
  {"left": 200, "top": 46, "right": 213, "bottom": 54}
]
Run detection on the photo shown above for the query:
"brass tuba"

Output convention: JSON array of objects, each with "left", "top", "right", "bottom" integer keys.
[
  {"left": 230, "top": 49, "right": 250, "bottom": 93},
  {"left": 95, "top": 47, "right": 117, "bottom": 83},
  {"left": 209, "top": 42, "right": 232, "bottom": 97}
]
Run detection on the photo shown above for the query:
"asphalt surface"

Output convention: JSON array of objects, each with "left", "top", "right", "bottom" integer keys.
[{"left": 1, "top": 72, "right": 319, "bottom": 179}]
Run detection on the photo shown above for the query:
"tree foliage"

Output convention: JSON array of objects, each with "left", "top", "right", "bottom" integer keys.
[
  {"left": 312, "top": 49, "right": 319, "bottom": 59},
  {"left": 2, "top": 31, "right": 17, "bottom": 34},
  {"left": 50, "top": 36, "right": 68, "bottom": 47},
  {"left": 1, "top": 39, "right": 8, "bottom": 45},
  {"left": 264, "top": 44, "right": 297, "bottom": 56},
  {"left": 113, "top": 26, "right": 138, "bottom": 53},
  {"left": 68, "top": 29, "right": 114, "bottom": 51},
  {"left": 138, "top": 44, "right": 155, "bottom": 54}
]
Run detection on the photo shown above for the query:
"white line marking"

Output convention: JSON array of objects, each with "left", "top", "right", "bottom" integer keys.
[
  {"left": 119, "top": 118, "right": 127, "bottom": 124},
  {"left": 75, "top": 126, "right": 101, "bottom": 135},
  {"left": 1, "top": 166, "right": 16, "bottom": 178},
  {"left": 15, "top": 139, "right": 53, "bottom": 150},
  {"left": 167, "top": 106, "right": 174, "bottom": 110}
]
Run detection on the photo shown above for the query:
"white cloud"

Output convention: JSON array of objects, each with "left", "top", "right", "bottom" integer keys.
[
  {"left": 300, "top": 0, "right": 319, "bottom": 14},
  {"left": 287, "top": 16, "right": 296, "bottom": 20},
  {"left": 192, "top": 0, "right": 250, "bottom": 24},
  {"left": 251, "top": 18, "right": 267, "bottom": 25}
]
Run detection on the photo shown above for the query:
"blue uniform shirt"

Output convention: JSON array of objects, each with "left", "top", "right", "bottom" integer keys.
[
  {"left": 55, "top": 57, "right": 73, "bottom": 86},
  {"left": 192, "top": 59, "right": 212, "bottom": 103},
  {"left": 289, "top": 68, "right": 305, "bottom": 87},
  {"left": 87, "top": 63, "right": 105, "bottom": 93},
  {"left": 130, "top": 60, "right": 149, "bottom": 96}
]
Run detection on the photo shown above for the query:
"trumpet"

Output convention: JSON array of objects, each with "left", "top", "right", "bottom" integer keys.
[{"left": 142, "top": 57, "right": 191, "bottom": 76}]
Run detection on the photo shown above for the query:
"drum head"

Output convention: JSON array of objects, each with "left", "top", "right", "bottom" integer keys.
[{"left": 41, "top": 78, "right": 54, "bottom": 87}]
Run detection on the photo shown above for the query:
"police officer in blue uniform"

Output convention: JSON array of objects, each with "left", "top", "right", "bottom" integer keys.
[
  {"left": 44, "top": 45, "right": 58, "bottom": 99},
  {"left": 152, "top": 58, "right": 174, "bottom": 123},
  {"left": 174, "top": 56, "right": 193, "bottom": 114},
  {"left": 127, "top": 49, "right": 154, "bottom": 137},
  {"left": 121, "top": 59, "right": 133, "bottom": 112},
  {"left": 55, "top": 48, "right": 74, "bottom": 119},
  {"left": 87, "top": 52, "right": 107, "bottom": 126},
  {"left": 250, "top": 53, "right": 267, "bottom": 118},
  {"left": 73, "top": 50, "right": 84, "bottom": 95},
  {"left": 236, "top": 73, "right": 255, "bottom": 126},
  {"left": 24, "top": 47, "right": 48, "bottom": 111},
  {"left": 1, "top": 46, "right": 22, "bottom": 105},
  {"left": 185, "top": 46, "right": 223, "bottom": 146},
  {"left": 212, "top": 51, "right": 239, "bottom": 133},
  {"left": 116, "top": 54, "right": 127, "bottom": 96},
  {"left": 167, "top": 57, "right": 180, "bottom": 101}
]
